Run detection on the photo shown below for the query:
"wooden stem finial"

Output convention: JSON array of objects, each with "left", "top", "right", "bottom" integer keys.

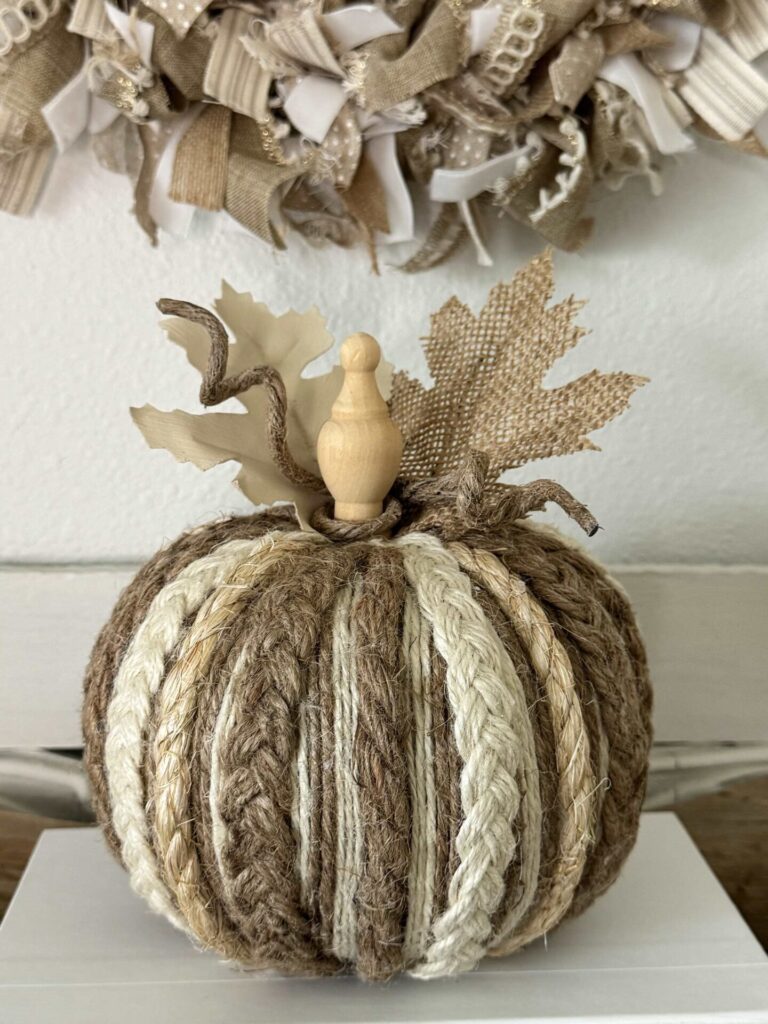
[{"left": 317, "top": 332, "right": 403, "bottom": 522}]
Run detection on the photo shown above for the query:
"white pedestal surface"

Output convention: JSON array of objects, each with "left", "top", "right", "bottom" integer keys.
[{"left": 0, "top": 813, "right": 766, "bottom": 1023}]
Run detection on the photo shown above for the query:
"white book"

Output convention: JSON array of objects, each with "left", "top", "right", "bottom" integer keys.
[{"left": 0, "top": 813, "right": 766, "bottom": 1023}]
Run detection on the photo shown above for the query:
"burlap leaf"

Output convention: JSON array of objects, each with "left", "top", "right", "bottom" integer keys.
[
  {"left": 389, "top": 249, "right": 647, "bottom": 481},
  {"left": 132, "top": 283, "right": 393, "bottom": 527}
]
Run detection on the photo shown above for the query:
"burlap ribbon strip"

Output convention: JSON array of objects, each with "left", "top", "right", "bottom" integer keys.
[
  {"left": 170, "top": 104, "right": 230, "bottom": 210},
  {"left": 225, "top": 115, "right": 308, "bottom": 247}
]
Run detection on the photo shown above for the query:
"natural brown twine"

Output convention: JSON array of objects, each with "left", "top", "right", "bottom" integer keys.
[
  {"left": 85, "top": 260, "right": 650, "bottom": 980},
  {"left": 353, "top": 547, "right": 413, "bottom": 980},
  {"left": 84, "top": 503, "right": 651, "bottom": 980}
]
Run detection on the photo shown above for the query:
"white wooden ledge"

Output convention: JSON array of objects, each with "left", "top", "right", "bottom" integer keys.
[
  {"left": 1, "top": 814, "right": 766, "bottom": 1022},
  {"left": 0, "top": 564, "right": 766, "bottom": 748}
]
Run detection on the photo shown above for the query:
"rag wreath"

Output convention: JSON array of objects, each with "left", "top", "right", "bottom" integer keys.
[{"left": 2, "top": 0, "right": 768, "bottom": 266}]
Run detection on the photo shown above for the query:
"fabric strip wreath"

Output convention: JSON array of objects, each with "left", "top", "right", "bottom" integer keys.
[{"left": 2, "top": 0, "right": 768, "bottom": 265}]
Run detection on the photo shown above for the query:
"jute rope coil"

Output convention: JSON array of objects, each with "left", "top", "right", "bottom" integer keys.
[{"left": 83, "top": 506, "right": 652, "bottom": 981}]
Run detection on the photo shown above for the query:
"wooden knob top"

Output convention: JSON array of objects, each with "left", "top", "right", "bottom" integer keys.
[
  {"left": 317, "top": 333, "right": 403, "bottom": 523},
  {"left": 340, "top": 332, "right": 380, "bottom": 372}
]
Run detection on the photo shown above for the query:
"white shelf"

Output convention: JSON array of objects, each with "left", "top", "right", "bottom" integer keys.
[
  {"left": 0, "top": 814, "right": 766, "bottom": 1023},
  {"left": 4, "top": 565, "right": 768, "bottom": 748}
]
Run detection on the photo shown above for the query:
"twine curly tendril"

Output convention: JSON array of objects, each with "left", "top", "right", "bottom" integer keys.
[{"left": 156, "top": 298, "right": 326, "bottom": 495}]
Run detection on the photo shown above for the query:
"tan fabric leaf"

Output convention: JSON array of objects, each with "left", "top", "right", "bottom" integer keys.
[
  {"left": 211, "top": 282, "right": 394, "bottom": 423},
  {"left": 133, "top": 283, "right": 393, "bottom": 526},
  {"left": 389, "top": 249, "right": 646, "bottom": 481}
]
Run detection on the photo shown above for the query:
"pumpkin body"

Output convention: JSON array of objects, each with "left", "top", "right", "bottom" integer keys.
[{"left": 83, "top": 508, "right": 651, "bottom": 981}]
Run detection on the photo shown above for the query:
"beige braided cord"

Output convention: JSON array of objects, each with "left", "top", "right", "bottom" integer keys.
[
  {"left": 441, "top": 548, "right": 543, "bottom": 944},
  {"left": 448, "top": 543, "right": 597, "bottom": 955},
  {"left": 104, "top": 533, "right": 292, "bottom": 936},
  {"left": 151, "top": 532, "right": 323, "bottom": 958},
  {"left": 396, "top": 532, "right": 534, "bottom": 978}
]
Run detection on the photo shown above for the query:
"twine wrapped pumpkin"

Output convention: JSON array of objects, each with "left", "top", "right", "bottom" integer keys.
[{"left": 83, "top": 254, "right": 652, "bottom": 981}]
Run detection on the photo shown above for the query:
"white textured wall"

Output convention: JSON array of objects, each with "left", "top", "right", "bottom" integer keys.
[{"left": 4, "top": 136, "right": 768, "bottom": 565}]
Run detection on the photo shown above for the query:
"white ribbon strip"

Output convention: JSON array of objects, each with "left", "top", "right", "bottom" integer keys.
[
  {"left": 648, "top": 14, "right": 701, "bottom": 73},
  {"left": 148, "top": 109, "right": 198, "bottom": 237},
  {"left": 599, "top": 53, "right": 694, "bottom": 155},
  {"left": 104, "top": 3, "right": 155, "bottom": 67},
  {"left": 89, "top": 93, "right": 120, "bottom": 134},
  {"left": 42, "top": 64, "right": 91, "bottom": 152},
  {"left": 359, "top": 100, "right": 425, "bottom": 139},
  {"left": 366, "top": 132, "right": 414, "bottom": 244},
  {"left": 67, "top": 0, "right": 112, "bottom": 43},
  {"left": 362, "top": 115, "right": 415, "bottom": 139},
  {"left": 322, "top": 4, "right": 402, "bottom": 51},
  {"left": 678, "top": 27, "right": 768, "bottom": 141},
  {"left": 429, "top": 136, "right": 542, "bottom": 203},
  {"left": 459, "top": 199, "right": 492, "bottom": 266},
  {"left": 728, "top": 0, "right": 768, "bottom": 61},
  {"left": 42, "top": 51, "right": 119, "bottom": 151},
  {"left": 283, "top": 74, "right": 347, "bottom": 144},
  {"left": 469, "top": 5, "right": 501, "bottom": 56}
]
